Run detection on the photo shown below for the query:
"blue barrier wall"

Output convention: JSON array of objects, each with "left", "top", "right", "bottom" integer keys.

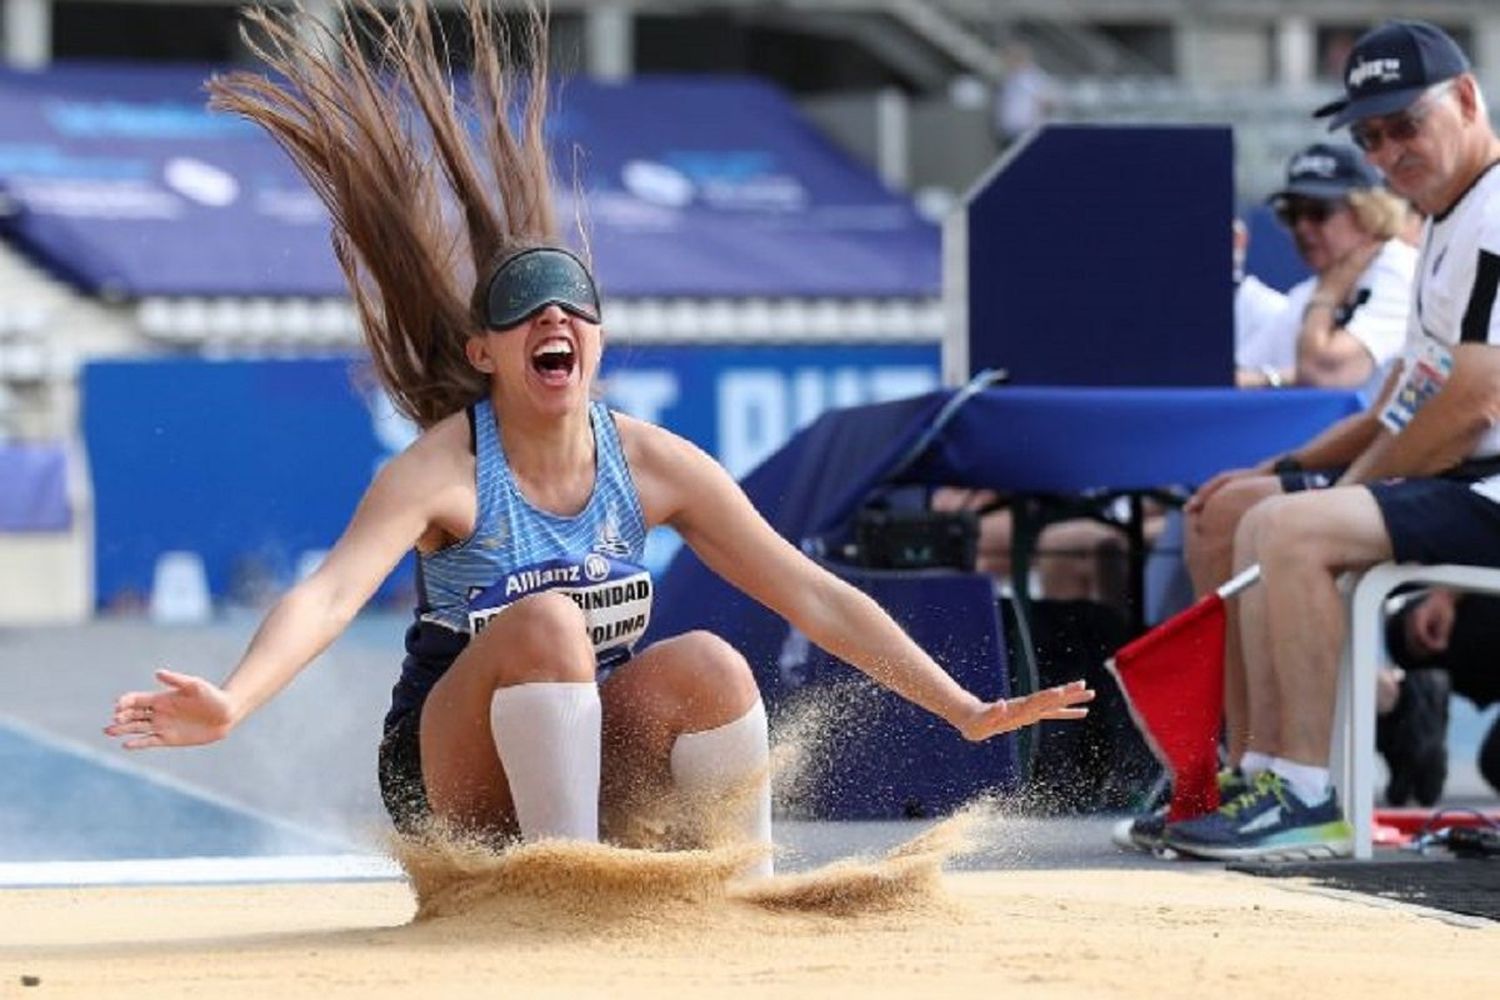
[
  {"left": 83, "top": 359, "right": 386, "bottom": 609},
  {"left": 82, "top": 345, "right": 939, "bottom": 608},
  {"left": 960, "top": 125, "right": 1235, "bottom": 387}
]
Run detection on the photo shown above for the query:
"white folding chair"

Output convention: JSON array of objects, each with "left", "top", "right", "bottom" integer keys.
[{"left": 1335, "top": 561, "right": 1500, "bottom": 858}]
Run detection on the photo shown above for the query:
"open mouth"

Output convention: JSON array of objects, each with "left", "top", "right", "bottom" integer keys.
[{"left": 530, "top": 337, "right": 577, "bottom": 381}]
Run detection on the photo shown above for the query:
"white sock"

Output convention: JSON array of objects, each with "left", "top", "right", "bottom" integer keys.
[
  {"left": 490, "top": 682, "right": 602, "bottom": 842},
  {"left": 1270, "top": 758, "right": 1331, "bottom": 807},
  {"left": 1239, "top": 751, "right": 1274, "bottom": 778},
  {"left": 670, "top": 699, "right": 773, "bottom": 878}
]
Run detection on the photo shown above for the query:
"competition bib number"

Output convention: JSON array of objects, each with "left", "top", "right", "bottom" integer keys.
[
  {"left": 1379, "top": 339, "right": 1453, "bottom": 435},
  {"left": 466, "top": 554, "right": 653, "bottom": 658}
]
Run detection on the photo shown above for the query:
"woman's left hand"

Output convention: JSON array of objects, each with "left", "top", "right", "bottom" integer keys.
[{"left": 955, "top": 679, "right": 1095, "bottom": 741}]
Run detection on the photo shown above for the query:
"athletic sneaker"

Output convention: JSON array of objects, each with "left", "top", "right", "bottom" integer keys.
[
  {"left": 1110, "top": 769, "right": 1250, "bottom": 853},
  {"left": 1110, "top": 810, "right": 1169, "bottom": 852},
  {"left": 1162, "top": 771, "right": 1353, "bottom": 862}
]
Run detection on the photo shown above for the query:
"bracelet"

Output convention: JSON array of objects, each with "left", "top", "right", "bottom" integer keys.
[
  {"left": 1303, "top": 296, "right": 1338, "bottom": 318},
  {"left": 1260, "top": 365, "right": 1285, "bottom": 388}
]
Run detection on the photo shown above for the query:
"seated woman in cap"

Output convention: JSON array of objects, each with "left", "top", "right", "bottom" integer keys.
[
  {"left": 102, "top": 1, "right": 1093, "bottom": 875},
  {"left": 1236, "top": 142, "right": 1416, "bottom": 399}
]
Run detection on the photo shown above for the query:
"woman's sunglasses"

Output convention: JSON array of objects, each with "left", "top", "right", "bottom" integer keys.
[{"left": 1272, "top": 197, "right": 1341, "bottom": 228}]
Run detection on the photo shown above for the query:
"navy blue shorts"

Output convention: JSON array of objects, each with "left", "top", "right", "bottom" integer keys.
[
  {"left": 377, "top": 707, "right": 429, "bottom": 835},
  {"left": 376, "top": 620, "right": 471, "bottom": 834},
  {"left": 1367, "top": 477, "right": 1500, "bottom": 566},
  {"left": 376, "top": 618, "right": 632, "bottom": 835}
]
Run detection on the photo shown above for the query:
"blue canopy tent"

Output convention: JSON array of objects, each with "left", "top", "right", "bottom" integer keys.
[
  {"left": 647, "top": 381, "right": 1363, "bottom": 818},
  {"left": 0, "top": 64, "right": 937, "bottom": 299}
]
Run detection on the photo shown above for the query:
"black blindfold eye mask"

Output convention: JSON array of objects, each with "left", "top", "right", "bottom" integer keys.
[{"left": 483, "top": 247, "right": 602, "bottom": 330}]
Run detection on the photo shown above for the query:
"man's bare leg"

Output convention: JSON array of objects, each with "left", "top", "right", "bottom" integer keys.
[
  {"left": 1185, "top": 476, "right": 1284, "bottom": 762},
  {"left": 1256, "top": 488, "right": 1393, "bottom": 772},
  {"left": 1230, "top": 500, "right": 1283, "bottom": 765}
]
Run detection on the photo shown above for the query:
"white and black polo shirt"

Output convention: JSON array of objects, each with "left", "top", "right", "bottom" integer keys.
[{"left": 1412, "top": 160, "right": 1500, "bottom": 457}]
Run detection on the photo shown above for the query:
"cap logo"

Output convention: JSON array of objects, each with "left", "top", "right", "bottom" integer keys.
[
  {"left": 1348, "top": 57, "right": 1402, "bottom": 89},
  {"left": 1291, "top": 154, "right": 1338, "bottom": 178}
]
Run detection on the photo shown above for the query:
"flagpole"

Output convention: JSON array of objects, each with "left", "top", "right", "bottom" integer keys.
[{"left": 1216, "top": 564, "right": 1261, "bottom": 600}]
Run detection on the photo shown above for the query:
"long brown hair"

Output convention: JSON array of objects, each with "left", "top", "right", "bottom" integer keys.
[{"left": 209, "top": 0, "right": 559, "bottom": 428}]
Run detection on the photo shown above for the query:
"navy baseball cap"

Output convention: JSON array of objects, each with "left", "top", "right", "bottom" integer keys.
[
  {"left": 1268, "top": 143, "right": 1382, "bottom": 202},
  {"left": 1314, "top": 20, "right": 1469, "bottom": 129}
]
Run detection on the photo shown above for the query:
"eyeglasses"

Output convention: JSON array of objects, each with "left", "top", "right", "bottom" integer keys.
[
  {"left": 1349, "top": 82, "right": 1454, "bottom": 153},
  {"left": 1272, "top": 197, "right": 1341, "bottom": 228}
]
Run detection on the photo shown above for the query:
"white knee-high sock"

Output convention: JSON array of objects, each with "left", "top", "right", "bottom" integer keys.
[
  {"left": 490, "top": 682, "right": 602, "bottom": 842},
  {"left": 669, "top": 699, "right": 773, "bottom": 877}
]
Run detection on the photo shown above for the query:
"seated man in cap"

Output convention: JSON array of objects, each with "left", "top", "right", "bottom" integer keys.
[
  {"left": 1160, "top": 143, "right": 1419, "bottom": 824},
  {"left": 1120, "top": 142, "right": 1416, "bottom": 851},
  {"left": 1164, "top": 19, "right": 1500, "bottom": 860}
]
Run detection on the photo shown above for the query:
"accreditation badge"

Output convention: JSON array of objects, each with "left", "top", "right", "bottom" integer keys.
[{"left": 1379, "top": 339, "right": 1453, "bottom": 435}]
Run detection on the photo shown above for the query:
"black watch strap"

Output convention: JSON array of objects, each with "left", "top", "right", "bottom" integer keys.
[{"left": 1272, "top": 455, "right": 1304, "bottom": 474}]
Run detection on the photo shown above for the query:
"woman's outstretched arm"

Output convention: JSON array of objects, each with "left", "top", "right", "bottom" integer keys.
[
  {"left": 105, "top": 433, "right": 462, "bottom": 749},
  {"left": 623, "top": 417, "right": 1094, "bottom": 741}
]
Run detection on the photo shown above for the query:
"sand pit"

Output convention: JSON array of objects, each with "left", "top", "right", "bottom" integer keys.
[{"left": 2, "top": 818, "right": 1495, "bottom": 999}]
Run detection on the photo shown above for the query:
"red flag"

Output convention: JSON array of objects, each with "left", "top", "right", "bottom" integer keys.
[{"left": 1106, "top": 592, "right": 1228, "bottom": 822}]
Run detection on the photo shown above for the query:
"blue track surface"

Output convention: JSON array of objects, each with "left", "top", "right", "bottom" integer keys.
[{"left": 0, "top": 721, "right": 349, "bottom": 862}]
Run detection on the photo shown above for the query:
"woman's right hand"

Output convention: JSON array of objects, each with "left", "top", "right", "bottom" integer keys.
[
  {"left": 954, "top": 680, "right": 1096, "bottom": 742},
  {"left": 104, "top": 669, "right": 236, "bottom": 750},
  {"left": 1317, "top": 242, "right": 1381, "bottom": 304}
]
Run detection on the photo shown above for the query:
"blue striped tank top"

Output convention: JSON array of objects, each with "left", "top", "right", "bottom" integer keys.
[{"left": 415, "top": 397, "right": 652, "bottom": 668}]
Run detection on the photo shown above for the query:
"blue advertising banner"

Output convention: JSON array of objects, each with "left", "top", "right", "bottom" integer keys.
[
  {"left": 0, "top": 65, "right": 938, "bottom": 298},
  {"left": 82, "top": 345, "right": 938, "bottom": 608},
  {"left": 0, "top": 64, "right": 341, "bottom": 297}
]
